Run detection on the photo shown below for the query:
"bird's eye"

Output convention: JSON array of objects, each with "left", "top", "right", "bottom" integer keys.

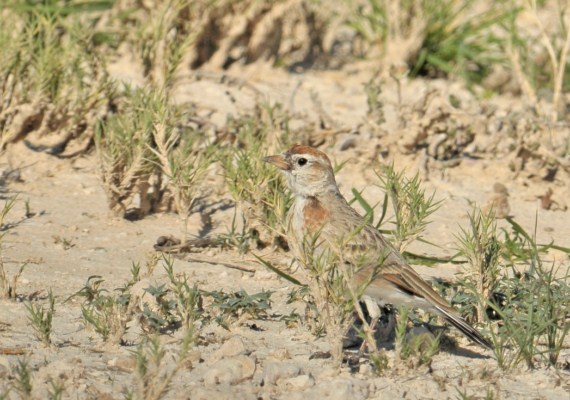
[{"left": 297, "top": 157, "right": 308, "bottom": 166}]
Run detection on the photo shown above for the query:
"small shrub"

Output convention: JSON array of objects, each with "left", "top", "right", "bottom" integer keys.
[
  {"left": 0, "top": 6, "right": 114, "bottom": 154},
  {"left": 95, "top": 86, "right": 209, "bottom": 222},
  {"left": 164, "top": 257, "right": 204, "bottom": 329},
  {"left": 26, "top": 289, "right": 56, "bottom": 346},
  {"left": 205, "top": 288, "right": 273, "bottom": 330},
  {"left": 454, "top": 211, "right": 570, "bottom": 370},
  {"left": 11, "top": 357, "right": 33, "bottom": 400},
  {"left": 351, "top": 164, "right": 441, "bottom": 253},
  {"left": 74, "top": 273, "right": 138, "bottom": 344},
  {"left": 455, "top": 208, "right": 501, "bottom": 323},
  {"left": 346, "top": 0, "right": 513, "bottom": 85},
  {"left": 219, "top": 103, "right": 293, "bottom": 250},
  {"left": 125, "top": 330, "right": 194, "bottom": 400}
]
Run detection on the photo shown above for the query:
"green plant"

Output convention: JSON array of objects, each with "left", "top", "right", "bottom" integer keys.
[
  {"left": 147, "top": 91, "right": 212, "bottom": 239},
  {"left": 455, "top": 208, "right": 501, "bottom": 323},
  {"left": 219, "top": 103, "right": 293, "bottom": 249},
  {"left": 281, "top": 285, "right": 321, "bottom": 333},
  {"left": 26, "top": 289, "right": 55, "bottom": 346},
  {"left": 454, "top": 211, "right": 570, "bottom": 370},
  {"left": 205, "top": 288, "right": 273, "bottom": 330},
  {"left": 164, "top": 257, "right": 204, "bottom": 329},
  {"left": 141, "top": 284, "right": 179, "bottom": 333},
  {"left": 487, "top": 220, "right": 570, "bottom": 369},
  {"left": 52, "top": 235, "right": 75, "bottom": 250},
  {"left": 71, "top": 275, "right": 107, "bottom": 304},
  {"left": 95, "top": 86, "right": 164, "bottom": 219},
  {"left": 215, "top": 210, "right": 256, "bottom": 253},
  {"left": 345, "top": 0, "right": 387, "bottom": 49},
  {"left": 11, "top": 357, "right": 33, "bottom": 400},
  {"left": 455, "top": 387, "right": 496, "bottom": 400},
  {"left": 382, "top": 164, "right": 441, "bottom": 251},
  {"left": 411, "top": 0, "right": 511, "bottom": 83},
  {"left": 96, "top": 86, "right": 209, "bottom": 223},
  {"left": 485, "top": 264, "right": 570, "bottom": 369},
  {"left": 81, "top": 292, "right": 133, "bottom": 344},
  {"left": 134, "top": 0, "right": 195, "bottom": 89},
  {"left": 74, "top": 272, "right": 138, "bottom": 344},
  {"left": 351, "top": 164, "right": 441, "bottom": 253},
  {"left": 47, "top": 377, "right": 65, "bottom": 400},
  {"left": 346, "top": 0, "right": 513, "bottom": 85},
  {"left": 364, "top": 77, "right": 386, "bottom": 126},
  {"left": 125, "top": 330, "right": 194, "bottom": 400},
  {"left": 300, "top": 238, "right": 358, "bottom": 361}
]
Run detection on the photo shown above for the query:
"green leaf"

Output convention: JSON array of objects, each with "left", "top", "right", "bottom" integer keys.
[{"left": 253, "top": 254, "right": 303, "bottom": 286}]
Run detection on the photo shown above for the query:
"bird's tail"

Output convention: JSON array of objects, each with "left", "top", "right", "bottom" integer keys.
[{"left": 435, "top": 305, "right": 492, "bottom": 350}]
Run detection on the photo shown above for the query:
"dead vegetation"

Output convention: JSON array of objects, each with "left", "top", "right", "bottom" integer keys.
[{"left": 0, "top": 7, "right": 113, "bottom": 156}]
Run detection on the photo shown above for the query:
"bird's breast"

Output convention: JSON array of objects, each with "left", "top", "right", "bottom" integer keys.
[
  {"left": 302, "top": 197, "right": 329, "bottom": 231},
  {"left": 288, "top": 196, "right": 329, "bottom": 248}
]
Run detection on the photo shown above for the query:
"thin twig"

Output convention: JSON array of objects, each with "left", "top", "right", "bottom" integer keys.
[
  {"left": 507, "top": 41, "right": 541, "bottom": 113},
  {"left": 553, "top": 21, "right": 570, "bottom": 121},
  {"left": 167, "top": 252, "right": 257, "bottom": 273},
  {"left": 529, "top": 0, "right": 559, "bottom": 80},
  {"left": 0, "top": 347, "right": 29, "bottom": 355}
]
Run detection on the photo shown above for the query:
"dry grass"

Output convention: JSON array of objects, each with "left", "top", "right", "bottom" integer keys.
[
  {"left": 0, "top": 197, "right": 25, "bottom": 300},
  {"left": 507, "top": 0, "right": 570, "bottom": 121},
  {"left": 0, "top": 6, "right": 113, "bottom": 155},
  {"left": 218, "top": 103, "right": 295, "bottom": 249}
]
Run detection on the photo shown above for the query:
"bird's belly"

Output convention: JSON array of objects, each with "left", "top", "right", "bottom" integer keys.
[{"left": 364, "top": 281, "right": 435, "bottom": 312}]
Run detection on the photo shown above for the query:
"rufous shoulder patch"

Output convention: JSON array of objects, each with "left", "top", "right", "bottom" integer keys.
[{"left": 303, "top": 197, "right": 329, "bottom": 231}]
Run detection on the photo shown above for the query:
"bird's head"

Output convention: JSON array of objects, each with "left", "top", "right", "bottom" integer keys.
[{"left": 264, "top": 144, "right": 338, "bottom": 198}]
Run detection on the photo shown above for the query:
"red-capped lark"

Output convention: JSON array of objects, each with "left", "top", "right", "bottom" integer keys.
[{"left": 265, "top": 144, "right": 491, "bottom": 349}]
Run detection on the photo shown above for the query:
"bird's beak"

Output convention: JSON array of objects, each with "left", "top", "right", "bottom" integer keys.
[{"left": 263, "top": 154, "right": 291, "bottom": 171}]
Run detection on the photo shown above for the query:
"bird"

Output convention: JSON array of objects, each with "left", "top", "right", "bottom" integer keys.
[{"left": 264, "top": 144, "right": 491, "bottom": 349}]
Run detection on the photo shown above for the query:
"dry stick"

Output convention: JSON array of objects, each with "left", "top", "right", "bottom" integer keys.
[
  {"left": 529, "top": 0, "right": 570, "bottom": 121},
  {"left": 553, "top": 24, "right": 570, "bottom": 121},
  {"left": 530, "top": 0, "right": 559, "bottom": 83},
  {"left": 170, "top": 252, "right": 256, "bottom": 273},
  {"left": 1, "top": 73, "right": 15, "bottom": 112},
  {"left": 507, "top": 42, "right": 542, "bottom": 115},
  {"left": 154, "top": 239, "right": 257, "bottom": 273},
  {"left": 389, "top": 71, "right": 403, "bottom": 128},
  {"left": 0, "top": 347, "right": 28, "bottom": 355}
]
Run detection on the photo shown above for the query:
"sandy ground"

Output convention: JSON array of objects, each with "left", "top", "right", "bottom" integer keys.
[{"left": 1, "top": 64, "right": 569, "bottom": 399}]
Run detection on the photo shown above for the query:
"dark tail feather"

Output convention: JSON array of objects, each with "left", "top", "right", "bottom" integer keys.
[{"left": 435, "top": 306, "right": 492, "bottom": 350}]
